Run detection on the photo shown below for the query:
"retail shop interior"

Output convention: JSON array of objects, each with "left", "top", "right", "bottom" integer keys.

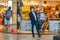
[{"left": 17, "top": 0, "right": 60, "bottom": 33}]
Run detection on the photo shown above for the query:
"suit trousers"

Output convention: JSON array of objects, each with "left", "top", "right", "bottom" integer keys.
[{"left": 31, "top": 21, "right": 40, "bottom": 37}]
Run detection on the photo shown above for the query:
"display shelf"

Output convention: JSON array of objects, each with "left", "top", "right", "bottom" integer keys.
[{"left": 49, "top": 18, "right": 60, "bottom": 32}]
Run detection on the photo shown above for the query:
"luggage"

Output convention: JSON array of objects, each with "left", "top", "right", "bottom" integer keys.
[{"left": 53, "top": 35, "right": 60, "bottom": 40}]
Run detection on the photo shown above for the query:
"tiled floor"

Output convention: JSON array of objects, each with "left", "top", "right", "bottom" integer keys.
[{"left": 0, "top": 33, "right": 55, "bottom": 40}]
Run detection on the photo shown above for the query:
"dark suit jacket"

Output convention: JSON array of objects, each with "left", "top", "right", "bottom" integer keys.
[{"left": 29, "top": 12, "right": 38, "bottom": 24}]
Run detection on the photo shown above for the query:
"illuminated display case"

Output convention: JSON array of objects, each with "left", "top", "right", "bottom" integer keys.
[{"left": 21, "top": 6, "right": 30, "bottom": 20}]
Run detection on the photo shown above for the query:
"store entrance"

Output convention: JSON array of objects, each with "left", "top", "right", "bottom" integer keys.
[
  {"left": 17, "top": 0, "right": 48, "bottom": 33},
  {"left": 17, "top": 0, "right": 60, "bottom": 33}
]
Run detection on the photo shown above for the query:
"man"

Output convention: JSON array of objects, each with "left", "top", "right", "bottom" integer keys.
[
  {"left": 29, "top": 7, "right": 41, "bottom": 38},
  {"left": 4, "top": 7, "right": 12, "bottom": 32}
]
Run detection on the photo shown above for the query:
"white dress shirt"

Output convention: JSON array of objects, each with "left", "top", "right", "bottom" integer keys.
[{"left": 32, "top": 12, "right": 37, "bottom": 21}]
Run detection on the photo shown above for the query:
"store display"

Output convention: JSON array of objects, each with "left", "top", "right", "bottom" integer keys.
[
  {"left": 21, "top": 20, "right": 36, "bottom": 31},
  {"left": 21, "top": 5, "right": 60, "bottom": 31},
  {"left": 49, "top": 18, "right": 60, "bottom": 31},
  {"left": 18, "top": 0, "right": 60, "bottom": 32},
  {"left": 21, "top": 20, "right": 31, "bottom": 31},
  {"left": 21, "top": 6, "right": 30, "bottom": 20},
  {"left": 22, "top": 6, "right": 30, "bottom": 12}
]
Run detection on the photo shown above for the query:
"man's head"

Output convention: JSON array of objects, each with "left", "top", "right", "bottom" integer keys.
[
  {"left": 8, "top": 6, "right": 11, "bottom": 10},
  {"left": 30, "top": 7, "right": 35, "bottom": 12}
]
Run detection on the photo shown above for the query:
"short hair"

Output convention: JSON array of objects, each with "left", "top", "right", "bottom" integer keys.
[
  {"left": 8, "top": 6, "right": 11, "bottom": 10},
  {"left": 30, "top": 7, "right": 34, "bottom": 10}
]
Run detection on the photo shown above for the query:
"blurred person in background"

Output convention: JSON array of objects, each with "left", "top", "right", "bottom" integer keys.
[
  {"left": 4, "top": 7, "right": 12, "bottom": 32},
  {"left": 17, "top": 6, "right": 22, "bottom": 16},
  {"left": 17, "top": 6, "right": 21, "bottom": 29},
  {"left": 29, "top": 7, "right": 41, "bottom": 38}
]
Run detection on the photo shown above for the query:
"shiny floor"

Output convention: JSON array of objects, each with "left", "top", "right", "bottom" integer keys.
[{"left": 0, "top": 33, "right": 55, "bottom": 40}]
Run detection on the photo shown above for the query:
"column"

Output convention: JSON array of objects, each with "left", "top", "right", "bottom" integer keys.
[{"left": 12, "top": 0, "right": 17, "bottom": 25}]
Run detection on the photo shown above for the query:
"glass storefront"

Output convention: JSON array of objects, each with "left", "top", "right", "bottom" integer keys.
[{"left": 17, "top": 0, "right": 60, "bottom": 33}]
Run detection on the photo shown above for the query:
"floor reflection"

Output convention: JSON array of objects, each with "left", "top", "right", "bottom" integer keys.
[{"left": 0, "top": 33, "right": 54, "bottom": 40}]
